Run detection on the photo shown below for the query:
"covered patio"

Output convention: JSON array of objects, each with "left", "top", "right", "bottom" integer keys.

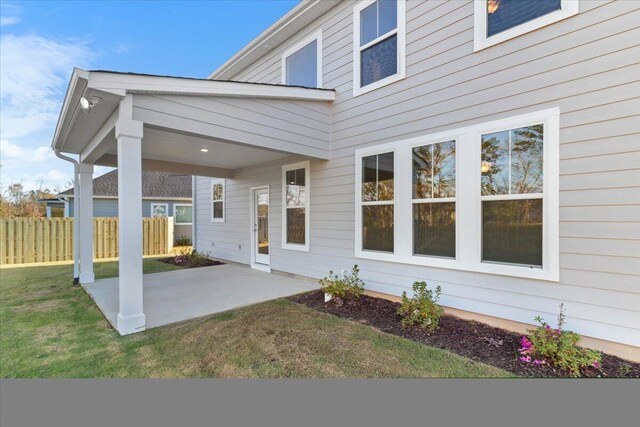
[
  {"left": 52, "top": 69, "right": 334, "bottom": 335},
  {"left": 83, "top": 263, "right": 317, "bottom": 329}
]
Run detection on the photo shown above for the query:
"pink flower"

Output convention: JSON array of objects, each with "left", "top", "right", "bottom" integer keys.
[
  {"left": 520, "top": 355, "right": 532, "bottom": 363},
  {"left": 533, "top": 359, "right": 546, "bottom": 366},
  {"left": 520, "top": 336, "right": 533, "bottom": 349},
  {"left": 593, "top": 361, "right": 601, "bottom": 369}
]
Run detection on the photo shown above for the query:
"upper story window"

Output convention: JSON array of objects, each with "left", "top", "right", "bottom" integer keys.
[
  {"left": 281, "top": 30, "right": 322, "bottom": 88},
  {"left": 353, "top": 0, "right": 406, "bottom": 97},
  {"left": 282, "top": 161, "right": 310, "bottom": 251},
  {"left": 211, "top": 179, "right": 225, "bottom": 223},
  {"left": 474, "top": 0, "right": 579, "bottom": 51}
]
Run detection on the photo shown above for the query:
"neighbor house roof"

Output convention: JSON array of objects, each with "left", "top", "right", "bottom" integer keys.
[{"left": 59, "top": 170, "right": 192, "bottom": 199}]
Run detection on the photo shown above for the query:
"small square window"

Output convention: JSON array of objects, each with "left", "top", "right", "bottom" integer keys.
[{"left": 282, "top": 31, "right": 322, "bottom": 88}]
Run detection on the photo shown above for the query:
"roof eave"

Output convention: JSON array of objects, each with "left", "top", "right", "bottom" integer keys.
[
  {"left": 51, "top": 68, "right": 90, "bottom": 151},
  {"left": 209, "top": 0, "right": 338, "bottom": 80}
]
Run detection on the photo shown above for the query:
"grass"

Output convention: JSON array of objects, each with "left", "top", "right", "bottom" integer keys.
[{"left": 0, "top": 260, "right": 510, "bottom": 378}]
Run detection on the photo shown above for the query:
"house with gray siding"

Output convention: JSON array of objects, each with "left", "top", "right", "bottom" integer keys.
[
  {"left": 52, "top": 0, "right": 639, "bottom": 361},
  {"left": 50, "top": 169, "right": 193, "bottom": 243}
]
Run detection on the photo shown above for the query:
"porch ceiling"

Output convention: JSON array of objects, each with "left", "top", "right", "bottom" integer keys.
[{"left": 98, "top": 125, "right": 290, "bottom": 170}]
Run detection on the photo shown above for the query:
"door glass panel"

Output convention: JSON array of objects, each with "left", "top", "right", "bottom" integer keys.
[{"left": 257, "top": 193, "right": 269, "bottom": 255}]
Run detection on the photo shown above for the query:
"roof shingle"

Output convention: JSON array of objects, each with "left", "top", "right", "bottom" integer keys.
[{"left": 59, "top": 170, "right": 192, "bottom": 198}]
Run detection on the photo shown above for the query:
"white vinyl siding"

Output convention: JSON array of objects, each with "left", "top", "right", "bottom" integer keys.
[{"left": 196, "top": 0, "right": 640, "bottom": 348}]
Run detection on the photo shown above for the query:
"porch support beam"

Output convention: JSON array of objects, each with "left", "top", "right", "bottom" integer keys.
[
  {"left": 78, "top": 162, "right": 94, "bottom": 283},
  {"left": 94, "top": 154, "right": 236, "bottom": 179},
  {"left": 115, "top": 111, "right": 146, "bottom": 335}
]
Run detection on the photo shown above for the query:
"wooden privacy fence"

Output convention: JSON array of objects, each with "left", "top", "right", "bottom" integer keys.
[{"left": 0, "top": 217, "right": 172, "bottom": 265}]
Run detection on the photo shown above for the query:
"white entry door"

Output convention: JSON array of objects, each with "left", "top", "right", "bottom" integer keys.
[{"left": 253, "top": 187, "right": 270, "bottom": 267}]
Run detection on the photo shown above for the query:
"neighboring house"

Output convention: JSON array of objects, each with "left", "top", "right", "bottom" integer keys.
[
  {"left": 52, "top": 0, "right": 639, "bottom": 359},
  {"left": 47, "top": 170, "right": 193, "bottom": 243}
]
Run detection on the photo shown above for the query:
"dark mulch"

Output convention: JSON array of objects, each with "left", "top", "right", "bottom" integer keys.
[
  {"left": 290, "top": 290, "right": 640, "bottom": 378},
  {"left": 157, "top": 256, "right": 224, "bottom": 269}
]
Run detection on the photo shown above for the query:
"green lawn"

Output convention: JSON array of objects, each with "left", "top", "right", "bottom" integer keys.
[{"left": 0, "top": 260, "right": 510, "bottom": 378}]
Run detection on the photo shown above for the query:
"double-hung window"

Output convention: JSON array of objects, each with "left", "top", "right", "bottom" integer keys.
[
  {"left": 412, "top": 140, "right": 456, "bottom": 259},
  {"left": 281, "top": 30, "right": 322, "bottom": 88},
  {"left": 211, "top": 179, "right": 225, "bottom": 223},
  {"left": 355, "top": 108, "right": 559, "bottom": 281},
  {"left": 353, "top": 0, "right": 406, "bottom": 96},
  {"left": 359, "top": 151, "right": 395, "bottom": 253},
  {"left": 474, "top": 0, "right": 579, "bottom": 51},
  {"left": 282, "top": 161, "right": 310, "bottom": 251},
  {"left": 481, "top": 124, "right": 544, "bottom": 267}
]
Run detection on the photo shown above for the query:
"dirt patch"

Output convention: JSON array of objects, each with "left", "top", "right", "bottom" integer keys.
[
  {"left": 290, "top": 290, "right": 640, "bottom": 378},
  {"left": 157, "top": 256, "right": 224, "bottom": 268}
]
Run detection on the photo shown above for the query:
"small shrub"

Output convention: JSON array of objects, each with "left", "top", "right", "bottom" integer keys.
[
  {"left": 519, "top": 304, "right": 602, "bottom": 377},
  {"left": 174, "top": 249, "right": 212, "bottom": 267},
  {"left": 397, "top": 281, "right": 443, "bottom": 332},
  {"left": 319, "top": 265, "right": 364, "bottom": 305},
  {"left": 175, "top": 235, "right": 192, "bottom": 246}
]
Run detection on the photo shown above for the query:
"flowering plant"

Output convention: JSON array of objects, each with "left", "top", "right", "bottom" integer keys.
[
  {"left": 518, "top": 304, "right": 602, "bottom": 377},
  {"left": 397, "top": 281, "right": 443, "bottom": 332}
]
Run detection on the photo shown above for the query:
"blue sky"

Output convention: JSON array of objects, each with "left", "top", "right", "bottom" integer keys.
[{"left": 0, "top": 0, "right": 299, "bottom": 192}]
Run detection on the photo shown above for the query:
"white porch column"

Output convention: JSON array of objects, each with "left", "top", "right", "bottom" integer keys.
[
  {"left": 46, "top": 206, "right": 52, "bottom": 218},
  {"left": 115, "top": 118, "right": 146, "bottom": 335},
  {"left": 78, "top": 162, "right": 94, "bottom": 283}
]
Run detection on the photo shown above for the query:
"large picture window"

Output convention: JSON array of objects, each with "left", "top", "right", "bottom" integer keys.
[
  {"left": 355, "top": 108, "right": 559, "bottom": 281},
  {"left": 353, "top": 0, "right": 406, "bottom": 96},
  {"left": 474, "top": 0, "right": 579, "bottom": 51},
  {"left": 211, "top": 179, "right": 225, "bottom": 223},
  {"left": 282, "top": 161, "right": 310, "bottom": 251},
  {"left": 361, "top": 151, "right": 394, "bottom": 253},
  {"left": 412, "top": 140, "right": 456, "bottom": 259}
]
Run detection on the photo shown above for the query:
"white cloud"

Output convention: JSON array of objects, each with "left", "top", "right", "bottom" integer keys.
[
  {"left": 0, "top": 33, "right": 95, "bottom": 140},
  {"left": 0, "top": 3, "right": 21, "bottom": 27},
  {"left": 1, "top": 139, "right": 53, "bottom": 163}
]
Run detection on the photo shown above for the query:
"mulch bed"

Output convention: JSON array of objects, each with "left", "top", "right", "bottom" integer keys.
[
  {"left": 157, "top": 256, "right": 225, "bottom": 268},
  {"left": 290, "top": 290, "right": 640, "bottom": 378}
]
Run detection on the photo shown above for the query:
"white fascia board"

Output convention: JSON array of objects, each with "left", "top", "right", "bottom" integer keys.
[{"left": 87, "top": 72, "right": 335, "bottom": 102}]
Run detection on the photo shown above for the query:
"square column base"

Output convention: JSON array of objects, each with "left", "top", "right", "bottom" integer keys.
[
  {"left": 117, "top": 312, "right": 146, "bottom": 335},
  {"left": 79, "top": 272, "right": 95, "bottom": 284}
]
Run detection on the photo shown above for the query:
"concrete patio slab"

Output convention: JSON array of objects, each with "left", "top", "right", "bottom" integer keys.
[{"left": 82, "top": 263, "right": 318, "bottom": 330}]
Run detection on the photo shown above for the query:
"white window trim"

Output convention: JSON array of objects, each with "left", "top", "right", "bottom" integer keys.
[
  {"left": 281, "top": 29, "right": 323, "bottom": 88},
  {"left": 174, "top": 203, "right": 193, "bottom": 225},
  {"left": 355, "top": 108, "right": 560, "bottom": 282},
  {"left": 282, "top": 160, "right": 310, "bottom": 252},
  {"left": 353, "top": 0, "right": 406, "bottom": 97},
  {"left": 150, "top": 202, "right": 169, "bottom": 218},
  {"left": 210, "top": 178, "right": 226, "bottom": 223},
  {"left": 474, "top": 0, "right": 579, "bottom": 52}
]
